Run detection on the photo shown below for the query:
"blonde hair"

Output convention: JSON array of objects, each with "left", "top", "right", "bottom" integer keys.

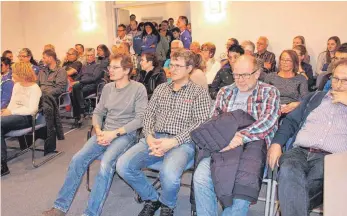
[
  {"left": 12, "top": 62, "right": 37, "bottom": 82},
  {"left": 44, "top": 44, "right": 56, "bottom": 51}
]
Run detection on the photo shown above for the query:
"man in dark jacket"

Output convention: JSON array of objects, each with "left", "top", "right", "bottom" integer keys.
[
  {"left": 193, "top": 55, "right": 281, "bottom": 216},
  {"left": 267, "top": 59, "right": 347, "bottom": 216},
  {"left": 70, "top": 48, "right": 104, "bottom": 125}
]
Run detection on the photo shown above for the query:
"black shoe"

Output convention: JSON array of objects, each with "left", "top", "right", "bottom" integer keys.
[
  {"left": 160, "top": 204, "right": 174, "bottom": 216},
  {"left": 1, "top": 161, "right": 10, "bottom": 176},
  {"left": 138, "top": 200, "right": 161, "bottom": 216}
]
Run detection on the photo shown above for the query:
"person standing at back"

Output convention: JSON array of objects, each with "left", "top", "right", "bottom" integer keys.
[{"left": 176, "top": 16, "right": 192, "bottom": 49}]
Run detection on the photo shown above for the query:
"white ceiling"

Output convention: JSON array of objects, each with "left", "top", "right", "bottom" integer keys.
[{"left": 114, "top": 1, "right": 183, "bottom": 9}]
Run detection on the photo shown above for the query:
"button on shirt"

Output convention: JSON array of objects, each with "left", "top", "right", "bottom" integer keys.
[
  {"left": 143, "top": 81, "right": 211, "bottom": 145},
  {"left": 293, "top": 93, "right": 347, "bottom": 153}
]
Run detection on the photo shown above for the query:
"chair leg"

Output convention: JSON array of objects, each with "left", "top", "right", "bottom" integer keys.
[
  {"left": 269, "top": 180, "right": 278, "bottom": 216},
  {"left": 6, "top": 136, "right": 30, "bottom": 162},
  {"left": 264, "top": 178, "right": 272, "bottom": 216}
]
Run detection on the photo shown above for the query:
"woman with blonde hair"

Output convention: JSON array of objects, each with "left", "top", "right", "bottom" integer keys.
[
  {"left": 1, "top": 62, "right": 42, "bottom": 176},
  {"left": 201, "top": 42, "right": 221, "bottom": 84}
]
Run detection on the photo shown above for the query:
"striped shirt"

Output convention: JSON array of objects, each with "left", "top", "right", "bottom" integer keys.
[
  {"left": 143, "top": 81, "right": 211, "bottom": 145},
  {"left": 293, "top": 93, "right": 347, "bottom": 153},
  {"left": 254, "top": 50, "right": 276, "bottom": 73},
  {"left": 213, "top": 81, "right": 281, "bottom": 145}
]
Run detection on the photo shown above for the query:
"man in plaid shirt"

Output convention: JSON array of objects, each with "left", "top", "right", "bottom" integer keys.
[
  {"left": 117, "top": 49, "right": 211, "bottom": 216},
  {"left": 194, "top": 55, "right": 281, "bottom": 216}
]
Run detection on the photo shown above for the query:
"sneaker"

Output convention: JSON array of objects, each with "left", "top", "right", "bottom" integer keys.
[
  {"left": 138, "top": 200, "right": 161, "bottom": 216},
  {"left": 1, "top": 161, "right": 10, "bottom": 176},
  {"left": 42, "top": 208, "right": 66, "bottom": 216},
  {"left": 160, "top": 204, "right": 174, "bottom": 216}
]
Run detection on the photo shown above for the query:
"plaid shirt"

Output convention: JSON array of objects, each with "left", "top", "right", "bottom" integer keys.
[
  {"left": 213, "top": 81, "right": 281, "bottom": 145},
  {"left": 254, "top": 50, "right": 276, "bottom": 73},
  {"left": 143, "top": 81, "right": 211, "bottom": 145}
]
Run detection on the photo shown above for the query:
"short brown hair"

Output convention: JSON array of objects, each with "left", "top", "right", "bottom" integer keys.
[
  {"left": 110, "top": 53, "right": 133, "bottom": 75},
  {"left": 141, "top": 53, "right": 159, "bottom": 67},
  {"left": 171, "top": 48, "right": 195, "bottom": 68},
  {"left": 279, "top": 50, "right": 300, "bottom": 74},
  {"left": 12, "top": 62, "right": 37, "bottom": 82},
  {"left": 201, "top": 42, "right": 216, "bottom": 58},
  {"left": 43, "top": 49, "right": 57, "bottom": 61},
  {"left": 193, "top": 53, "right": 206, "bottom": 72},
  {"left": 293, "top": 45, "right": 307, "bottom": 56}
]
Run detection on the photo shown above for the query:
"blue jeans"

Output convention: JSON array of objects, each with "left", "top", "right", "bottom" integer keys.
[
  {"left": 194, "top": 157, "right": 251, "bottom": 216},
  {"left": 54, "top": 132, "right": 136, "bottom": 216},
  {"left": 116, "top": 133, "right": 195, "bottom": 209},
  {"left": 278, "top": 147, "right": 326, "bottom": 216}
]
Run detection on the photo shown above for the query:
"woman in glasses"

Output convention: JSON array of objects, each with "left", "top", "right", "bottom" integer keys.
[
  {"left": 264, "top": 50, "right": 308, "bottom": 115},
  {"left": 17, "top": 48, "right": 40, "bottom": 76}
]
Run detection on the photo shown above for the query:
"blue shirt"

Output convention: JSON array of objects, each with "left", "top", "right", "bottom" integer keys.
[
  {"left": 32, "top": 64, "right": 40, "bottom": 76},
  {"left": 141, "top": 34, "right": 158, "bottom": 54},
  {"left": 1, "top": 71, "right": 14, "bottom": 109},
  {"left": 323, "top": 80, "right": 331, "bottom": 92},
  {"left": 180, "top": 29, "right": 192, "bottom": 49}
]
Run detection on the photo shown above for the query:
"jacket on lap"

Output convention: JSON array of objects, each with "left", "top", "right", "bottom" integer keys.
[{"left": 191, "top": 109, "right": 267, "bottom": 206}]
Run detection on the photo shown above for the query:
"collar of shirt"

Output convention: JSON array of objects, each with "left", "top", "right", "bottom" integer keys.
[
  {"left": 168, "top": 80, "right": 192, "bottom": 92},
  {"left": 87, "top": 61, "right": 96, "bottom": 66}
]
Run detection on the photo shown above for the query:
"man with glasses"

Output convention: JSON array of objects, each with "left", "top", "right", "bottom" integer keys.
[
  {"left": 42, "top": 53, "right": 148, "bottom": 216},
  {"left": 117, "top": 49, "right": 211, "bottom": 216},
  {"left": 70, "top": 48, "right": 105, "bottom": 127},
  {"left": 267, "top": 58, "right": 347, "bottom": 216},
  {"left": 194, "top": 55, "right": 280, "bottom": 216},
  {"left": 318, "top": 43, "right": 347, "bottom": 91},
  {"left": 209, "top": 44, "right": 244, "bottom": 100},
  {"left": 62, "top": 48, "right": 82, "bottom": 86},
  {"left": 114, "top": 24, "right": 134, "bottom": 54}
]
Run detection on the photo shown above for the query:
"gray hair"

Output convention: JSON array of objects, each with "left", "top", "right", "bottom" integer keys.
[
  {"left": 171, "top": 40, "right": 184, "bottom": 48},
  {"left": 258, "top": 36, "right": 269, "bottom": 46},
  {"left": 86, "top": 48, "right": 95, "bottom": 54},
  {"left": 241, "top": 40, "right": 255, "bottom": 53}
]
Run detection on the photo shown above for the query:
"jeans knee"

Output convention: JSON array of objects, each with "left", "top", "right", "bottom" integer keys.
[
  {"left": 100, "top": 160, "right": 113, "bottom": 176},
  {"left": 69, "top": 152, "right": 85, "bottom": 171},
  {"left": 160, "top": 168, "right": 181, "bottom": 188},
  {"left": 116, "top": 156, "right": 130, "bottom": 179}
]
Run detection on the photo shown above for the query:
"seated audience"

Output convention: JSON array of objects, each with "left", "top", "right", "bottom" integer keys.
[
  {"left": 38, "top": 44, "right": 61, "bottom": 69},
  {"left": 163, "top": 40, "right": 184, "bottom": 83},
  {"left": 62, "top": 48, "right": 82, "bottom": 89},
  {"left": 221, "top": 38, "right": 239, "bottom": 68},
  {"left": 293, "top": 45, "right": 314, "bottom": 90},
  {"left": 241, "top": 40, "right": 255, "bottom": 56},
  {"left": 201, "top": 42, "right": 221, "bottom": 84},
  {"left": 194, "top": 55, "right": 280, "bottom": 216},
  {"left": 116, "top": 49, "right": 211, "bottom": 216},
  {"left": 133, "top": 53, "right": 167, "bottom": 99},
  {"left": 292, "top": 35, "right": 310, "bottom": 63},
  {"left": 267, "top": 58, "right": 347, "bottom": 216},
  {"left": 38, "top": 50, "right": 67, "bottom": 100},
  {"left": 264, "top": 50, "right": 308, "bottom": 114},
  {"left": 1, "top": 62, "right": 42, "bottom": 176},
  {"left": 316, "top": 36, "right": 341, "bottom": 77},
  {"left": 190, "top": 41, "right": 201, "bottom": 54},
  {"left": 2, "top": 50, "right": 13, "bottom": 64},
  {"left": 71, "top": 48, "right": 105, "bottom": 127},
  {"left": 318, "top": 43, "right": 347, "bottom": 91},
  {"left": 176, "top": 16, "right": 192, "bottom": 49},
  {"left": 75, "top": 44, "right": 86, "bottom": 65},
  {"left": 18, "top": 48, "right": 40, "bottom": 75},
  {"left": 171, "top": 27, "right": 180, "bottom": 40},
  {"left": 117, "top": 42, "right": 138, "bottom": 71},
  {"left": 96, "top": 44, "right": 111, "bottom": 69},
  {"left": 191, "top": 52, "right": 208, "bottom": 89},
  {"left": 1, "top": 57, "right": 14, "bottom": 109},
  {"left": 209, "top": 44, "right": 244, "bottom": 100},
  {"left": 42, "top": 53, "right": 148, "bottom": 216},
  {"left": 255, "top": 36, "right": 276, "bottom": 73},
  {"left": 141, "top": 22, "right": 160, "bottom": 55}
]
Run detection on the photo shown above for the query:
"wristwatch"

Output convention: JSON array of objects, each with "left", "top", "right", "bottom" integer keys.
[{"left": 116, "top": 132, "right": 121, "bottom": 137}]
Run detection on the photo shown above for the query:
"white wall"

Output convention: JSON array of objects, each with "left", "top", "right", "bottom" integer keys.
[
  {"left": 125, "top": 2, "right": 190, "bottom": 24},
  {"left": 190, "top": 1, "right": 347, "bottom": 71},
  {"left": 1, "top": 2, "right": 26, "bottom": 61},
  {"left": 1, "top": 1, "right": 113, "bottom": 62}
]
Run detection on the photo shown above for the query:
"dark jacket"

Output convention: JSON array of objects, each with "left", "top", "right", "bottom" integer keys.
[
  {"left": 38, "top": 66, "right": 68, "bottom": 98},
  {"left": 271, "top": 91, "right": 327, "bottom": 149},
  {"left": 301, "top": 62, "right": 315, "bottom": 91},
  {"left": 209, "top": 64, "right": 234, "bottom": 100},
  {"left": 39, "top": 94, "right": 65, "bottom": 154},
  {"left": 191, "top": 109, "right": 267, "bottom": 206},
  {"left": 76, "top": 61, "right": 104, "bottom": 86},
  {"left": 132, "top": 66, "right": 167, "bottom": 99}
]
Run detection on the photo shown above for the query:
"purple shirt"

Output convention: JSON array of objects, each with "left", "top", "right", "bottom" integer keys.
[{"left": 180, "top": 29, "right": 192, "bottom": 49}]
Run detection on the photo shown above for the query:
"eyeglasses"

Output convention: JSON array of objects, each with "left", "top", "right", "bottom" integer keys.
[
  {"left": 66, "top": 53, "right": 75, "bottom": 56},
  {"left": 332, "top": 57, "right": 346, "bottom": 61},
  {"left": 18, "top": 55, "right": 28, "bottom": 58},
  {"left": 331, "top": 76, "right": 347, "bottom": 85},
  {"left": 169, "top": 63, "right": 187, "bottom": 70},
  {"left": 232, "top": 69, "right": 258, "bottom": 79},
  {"left": 280, "top": 59, "right": 293, "bottom": 63},
  {"left": 117, "top": 29, "right": 125, "bottom": 32},
  {"left": 107, "top": 66, "right": 123, "bottom": 71}
]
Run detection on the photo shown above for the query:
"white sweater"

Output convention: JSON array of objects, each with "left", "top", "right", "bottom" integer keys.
[{"left": 7, "top": 83, "right": 42, "bottom": 115}]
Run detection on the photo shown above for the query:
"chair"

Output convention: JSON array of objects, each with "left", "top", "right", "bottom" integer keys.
[
  {"left": 5, "top": 112, "right": 63, "bottom": 168},
  {"left": 84, "top": 79, "right": 107, "bottom": 115},
  {"left": 58, "top": 83, "right": 73, "bottom": 119}
]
